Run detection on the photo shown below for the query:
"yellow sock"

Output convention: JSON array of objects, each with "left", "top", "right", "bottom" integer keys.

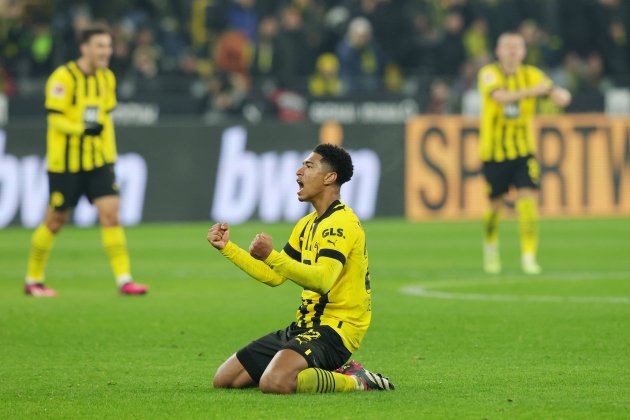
[
  {"left": 517, "top": 197, "right": 538, "bottom": 256},
  {"left": 101, "top": 226, "right": 131, "bottom": 281},
  {"left": 296, "top": 368, "right": 359, "bottom": 393},
  {"left": 26, "top": 224, "right": 56, "bottom": 281},
  {"left": 483, "top": 207, "right": 501, "bottom": 245}
]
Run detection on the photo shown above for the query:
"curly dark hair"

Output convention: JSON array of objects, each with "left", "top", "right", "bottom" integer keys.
[{"left": 313, "top": 143, "right": 353, "bottom": 186}]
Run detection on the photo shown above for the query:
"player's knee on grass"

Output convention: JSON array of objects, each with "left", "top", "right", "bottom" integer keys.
[
  {"left": 212, "top": 369, "right": 250, "bottom": 389},
  {"left": 212, "top": 372, "right": 233, "bottom": 389},
  {"left": 212, "top": 355, "right": 255, "bottom": 389},
  {"left": 259, "top": 370, "right": 296, "bottom": 394}
]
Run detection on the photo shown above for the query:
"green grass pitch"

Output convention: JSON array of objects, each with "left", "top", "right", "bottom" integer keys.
[{"left": 1, "top": 218, "right": 629, "bottom": 419}]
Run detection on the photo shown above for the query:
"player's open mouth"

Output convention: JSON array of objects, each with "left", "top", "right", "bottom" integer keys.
[{"left": 297, "top": 180, "right": 304, "bottom": 192}]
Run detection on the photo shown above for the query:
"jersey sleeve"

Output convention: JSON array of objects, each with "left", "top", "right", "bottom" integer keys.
[
  {"left": 264, "top": 250, "right": 343, "bottom": 295},
  {"left": 478, "top": 65, "right": 502, "bottom": 97},
  {"left": 45, "top": 67, "right": 73, "bottom": 113},
  {"left": 264, "top": 213, "right": 357, "bottom": 294},
  {"left": 220, "top": 241, "right": 287, "bottom": 287}
]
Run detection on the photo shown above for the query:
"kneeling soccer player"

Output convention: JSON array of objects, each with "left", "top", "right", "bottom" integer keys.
[{"left": 207, "top": 144, "right": 394, "bottom": 394}]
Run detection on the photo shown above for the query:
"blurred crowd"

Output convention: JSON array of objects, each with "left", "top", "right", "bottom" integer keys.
[{"left": 1, "top": 0, "right": 630, "bottom": 119}]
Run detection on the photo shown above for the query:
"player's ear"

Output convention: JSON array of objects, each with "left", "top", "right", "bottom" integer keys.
[{"left": 324, "top": 172, "right": 337, "bottom": 185}]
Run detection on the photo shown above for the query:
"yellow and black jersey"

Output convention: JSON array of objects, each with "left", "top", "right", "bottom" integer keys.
[
  {"left": 281, "top": 200, "right": 371, "bottom": 352},
  {"left": 45, "top": 61, "right": 117, "bottom": 173},
  {"left": 219, "top": 200, "right": 372, "bottom": 353},
  {"left": 478, "top": 62, "right": 551, "bottom": 162}
]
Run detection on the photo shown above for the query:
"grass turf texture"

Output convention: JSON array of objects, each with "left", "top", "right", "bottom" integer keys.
[{"left": 1, "top": 218, "right": 629, "bottom": 419}]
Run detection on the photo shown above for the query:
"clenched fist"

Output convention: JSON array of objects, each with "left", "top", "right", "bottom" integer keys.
[
  {"left": 249, "top": 232, "right": 273, "bottom": 260},
  {"left": 208, "top": 223, "right": 230, "bottom": 250}
]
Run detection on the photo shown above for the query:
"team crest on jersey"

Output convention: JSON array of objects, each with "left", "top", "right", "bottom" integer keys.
[
  {"left": 50, "top": 82, "right": 66, "bottom": 98},
  {"left": 482, "top": 70, "right": 496, "bottom": 85}
]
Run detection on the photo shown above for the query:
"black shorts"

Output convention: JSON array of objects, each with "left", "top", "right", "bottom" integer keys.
[
  {"left": 48, "top": 164, "right": 119, "bottom": 211},
  {"left": 236, "top": 322, "right": 352, "bottom": 383},
  {"left": 482, "top": 155, "right": 539, "bottom": 198}
]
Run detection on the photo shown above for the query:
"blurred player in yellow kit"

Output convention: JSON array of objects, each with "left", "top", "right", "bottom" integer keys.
[
  {"left": 478, "top": 32, "right": 571, "bottom": 274},
  {"left": 24, "top": 25, "right": 147, "bottom": 296}
]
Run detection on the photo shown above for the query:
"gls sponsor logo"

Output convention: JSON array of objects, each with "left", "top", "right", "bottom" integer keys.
[
  {"left": 211, "top": 126, "right": 381, "bottom": 224},
  {"left": 0, "top": 129, "right": 147, "bottom": 228},
  {"left": 322, "top": 228, "right": 343, "bottom": 238}
]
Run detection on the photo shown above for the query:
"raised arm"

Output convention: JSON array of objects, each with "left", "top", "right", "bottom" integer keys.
[
  {"left": 264, "top": 249, "right": 342, "bottom": 295},
  {"left": 249, "top": 232, "right": 344, "bottom": 295},
  {"left": 208, "top": 223, "right": 286, "bottom": 287},
  {"left": 490, "top": 81, "right": 552, "bottom": 104}
]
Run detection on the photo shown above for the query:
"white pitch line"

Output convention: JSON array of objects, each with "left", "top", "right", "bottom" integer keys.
[
  {"left": 399, "top": 272, "right": 630, "bottom": 290},
  {"left": 400, "top": 285, "right": 630, "bottom": 304}
]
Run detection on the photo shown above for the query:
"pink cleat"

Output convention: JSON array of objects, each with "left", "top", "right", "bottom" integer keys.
[
  {"left": 119, "top": 281, "right": 148, "bottom": 295},
  {"left": 24, "top": 283, "right": 58, "bottom": 297},
  {"left": 336, "top": 360, "right": 395, "bottom": 391}
]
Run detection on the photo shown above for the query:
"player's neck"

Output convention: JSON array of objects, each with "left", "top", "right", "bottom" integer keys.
[
  {"left": 311, "top": 191, "right": 341, "bottom": 217},
  {"left": 500, "top": 61, "right": 519, "bottom": 75},
  {"left": 76, "top": 58, "right": 96, "bottom": 75}
]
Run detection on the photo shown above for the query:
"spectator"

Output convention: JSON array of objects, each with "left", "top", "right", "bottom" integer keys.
[
  {"left": 518, "top": 20, "right": 541, "bottom": 65},
  {"left": 435, "top": 10, "right": 466, "bottom": 81},
  {"left": 251, "top": 15, "right": 280, "bottom": 89},
  {"left": 213, "top": 29, "right": 251, "bottom": 76},
  {"left": 603, "top": 19, "right": 630, "bottom": 86},
  {"left": 557, "top": 0, "right": 602, "bottom": 59},
  {"left": 357, "top": 0, "right": 413, "bottom": 69},
  {"left": 425, "top": 78, "right": 455, "bottom": 114},
  {"left": 408, "top": 10, "right": 441, "bottom": 72},
  {"left": 384, "top": 63, "right": 405, "bottom": 93},
  {"left": 190, "top": 0, "right": 228, "bottom": 50},
  {"left": 309, "top": 53, "right": 343, "bottom": 97},
  {"left": 0, "top": 64, "right": 17, "bottom": 96},
  {"left": 26, "top": 17, "right": 55, "bottom": 78},
  {"left": 109, "top": 22, "right": 133, "bottom": 78},
  {"left": 129, "top": 26, "right": 162, "bottom": 92},
  {"left": 318, "top": 5, "right": 350, "bottom": 55},
  {"left": 202, "top": 70, "right": 249, "bottom": 120},
  {"left": 463, "top": 18, "right": 490, "bottom": 67},
  {"left": 5, "top": 0, "right": 630, "bottom": 118},
  {"left": 292, "top": 0, "right": 327, "bottom": 53},
  {"left": 274, "top": 5, "right": 313, "bottom": 91},
  {"left": 157, "top": 16, "right": 189, "bottom": 74},
  {"left": 335, "top": 16, "right": 385, "bottom": 94},
  {"left": 228, "top": 0, "right": 258, "bottom": 41}
]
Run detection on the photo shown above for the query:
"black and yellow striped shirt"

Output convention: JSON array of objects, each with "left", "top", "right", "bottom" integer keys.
[
  {"left": 282, "top": 200, "right": 372, "bottom": 352},
  {"left": 219, "top": 200, "right": 372, "bottom": 353},
  {"left": 478, "top": 62, "right": 551, "bottom": 162},
  {"left": 45, "top": 61, "right": 117, "bottom": 173}
]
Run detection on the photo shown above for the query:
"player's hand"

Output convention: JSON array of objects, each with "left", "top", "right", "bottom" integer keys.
[
  {"left": 84, "top": 122, "right": 104, "bottom": 136},
  {"left": 249, "top": 232, "right": 273, "bottom": 260},
  {"left": 208, "top": 223, "right": 230, "bottom": 250},
  {"left": 549, "top": 87, "right": 572, "bottom": 107}
]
